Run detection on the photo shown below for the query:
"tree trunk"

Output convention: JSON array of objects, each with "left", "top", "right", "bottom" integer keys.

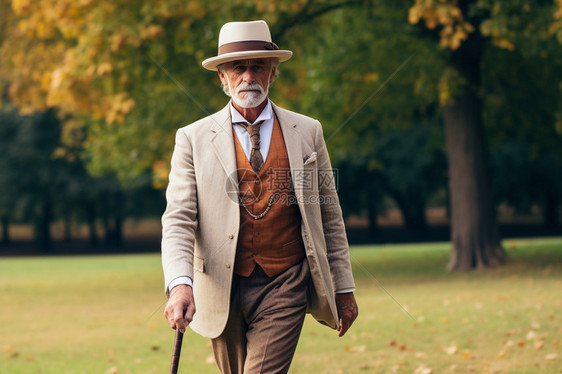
[
  {"left": 441, "top": 5, "right": 507, "bottom": 270},
  {"left": 388, "top": 189, "right": 428, "bottom": 230},
  {"left": 103, "top": 193, "right": 124, "bottom": 249},
  {"left": 443, "top": 91, "right": 506, "bottom": 270},
  {"left": 113, "top": 214, "right": 123, "bottom": 248},
  {"left": 366, "top": 192, "right": 379, "bottom": 236},
  {"left": 85, "top": 200, "right": 99, "bottom": 248},
  {"left": 1, "top": 215, "right": 10, "bottom": 246},
  {"left": 543, "top": 182, "right": 560, "bottom": 229},
  {"left": 36, "top": 199, "right": 53, "bottom": 252},
  {"left": 63, "top": 212, "right": 72, "bottom": 242}
]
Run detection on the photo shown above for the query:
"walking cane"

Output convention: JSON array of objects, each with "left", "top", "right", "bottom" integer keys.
[{"left": 169, "top": 329, "right": 184, "bottom": 374}]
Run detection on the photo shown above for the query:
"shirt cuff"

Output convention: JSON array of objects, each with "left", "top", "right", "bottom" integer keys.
[
  {"left": 168, "top": 276, "right": 193, "bottom": 293},
  {"left": 336, "top": 288, "right": 355, "bottom": 293}
]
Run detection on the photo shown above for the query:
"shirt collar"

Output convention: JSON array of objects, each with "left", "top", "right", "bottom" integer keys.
[{"left": 229, "top": 99, "right": 272, "bottom": 125}]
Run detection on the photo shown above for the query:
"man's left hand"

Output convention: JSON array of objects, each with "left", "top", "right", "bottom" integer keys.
[{"left": 335, "top": 292, "right": 358, "bottom": 337}]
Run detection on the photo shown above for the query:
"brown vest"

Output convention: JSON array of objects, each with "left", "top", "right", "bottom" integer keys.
[{"left": 233, "top": 114, "right": 305, "bottom": 277}]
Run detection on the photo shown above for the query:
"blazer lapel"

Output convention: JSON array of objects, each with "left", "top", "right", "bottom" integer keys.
[
  {"left": 210, "top": 105, "right": 238, "bottom": 183},
  {"left": 272, "top": 103, "right": 305, "bottom": 200}
]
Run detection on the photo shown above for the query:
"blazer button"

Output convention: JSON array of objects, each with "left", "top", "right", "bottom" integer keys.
[
  {"left": 228, "top": 234, "right": 234, "bottom": 239},
  {"left": 226, "top": 264, "right": 231, "bottom": 269}
]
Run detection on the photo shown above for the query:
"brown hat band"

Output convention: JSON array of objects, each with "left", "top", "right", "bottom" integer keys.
[{"left": 218, "top": 40, "right": 280, "bottom": 55}]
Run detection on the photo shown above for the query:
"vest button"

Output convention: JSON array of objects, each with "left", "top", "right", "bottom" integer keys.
[
  {"left": 255, "top": 180, "right": 260, "bottom": 185},
  {"left": 228, "top": 234, "right": 234, "bottom": 239},
  {"left": 226, "top": 264, "right": 231, "bottom": 269}
]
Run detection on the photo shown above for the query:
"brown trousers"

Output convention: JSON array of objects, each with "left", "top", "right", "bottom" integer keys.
[{"left": 211, "top": 260, "right": 310, "bottom": 374}]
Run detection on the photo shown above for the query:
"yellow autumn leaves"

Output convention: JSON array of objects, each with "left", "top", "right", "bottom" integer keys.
[
  {"left": 408, "top": 0, "right": 474, "bottom": 50},
  {"left": 1, "top": 0, "right": 169, "bottom": 124}
]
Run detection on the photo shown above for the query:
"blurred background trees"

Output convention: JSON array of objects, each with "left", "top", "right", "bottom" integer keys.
[{"left": 0, "top": 0, "right": 560, "bottom": 269}]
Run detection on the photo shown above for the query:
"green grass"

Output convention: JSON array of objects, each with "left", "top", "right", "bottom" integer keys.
[{"left": 1, "top": 238, "right": 561, "bottom": 373}]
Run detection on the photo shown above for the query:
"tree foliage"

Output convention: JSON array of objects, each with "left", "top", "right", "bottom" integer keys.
[{"left": 0, "top": 0, "right": 561, "bottom": 260}]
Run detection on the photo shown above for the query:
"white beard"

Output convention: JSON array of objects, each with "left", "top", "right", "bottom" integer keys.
[{"left": 226, "top": 77, "right": 269, "bottom": 108}]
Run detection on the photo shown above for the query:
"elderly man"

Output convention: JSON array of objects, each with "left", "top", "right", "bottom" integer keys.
[{"left": 162, "top": 20, "right": 358, "bottom": 373}]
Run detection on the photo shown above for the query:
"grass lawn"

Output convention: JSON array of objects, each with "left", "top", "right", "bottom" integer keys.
[{"left": 1, "top": 238, "right": 561, "bottom": 374}]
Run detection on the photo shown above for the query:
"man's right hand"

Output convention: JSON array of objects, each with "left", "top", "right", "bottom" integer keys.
[{"left": 164, "top": 285, "right": 196, "bottom": 333}]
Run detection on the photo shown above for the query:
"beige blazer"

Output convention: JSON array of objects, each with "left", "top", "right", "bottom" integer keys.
[{"left": 162, "top": 102, "right": 355, "bottom": 339}]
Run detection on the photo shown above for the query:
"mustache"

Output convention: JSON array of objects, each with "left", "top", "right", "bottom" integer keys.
[{"left": 235, "top": 83, "right": 264, "bottom": 95}]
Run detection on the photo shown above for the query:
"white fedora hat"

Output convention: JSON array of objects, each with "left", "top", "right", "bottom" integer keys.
[{"left": 202, "top": 20, "right": 293, "bottom": 71}]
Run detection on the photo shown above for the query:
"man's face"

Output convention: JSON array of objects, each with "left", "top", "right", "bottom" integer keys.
[{"left": 218, "top": 59, "right": 276, "bottom": 108}]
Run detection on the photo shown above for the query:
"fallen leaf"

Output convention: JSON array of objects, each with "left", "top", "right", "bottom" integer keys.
[
  {"left": 534, "top": 341, "right": 544, "bottom": 350},
  {"left": 4, "top": 345, "right": 13, "bottom": 353},
  {"left": 415, "top": 352, "right": 427, "bottom": 359},
  {"left": 526, "top": 330, "right": 538, "bottom": 340},
  {"left": 414, "top": 365, "right": 433, "bottom": 374},
  {"left": 531, "top": 321, "right": 541, "bottom": 329},
  {"left": 497, "top": 351, "right": 507, "bottom": 358},
  {"left": 505, "top": 340, "right": 514, "bottom": 347},
  {"left": 518, "top": 341, "right": 525, "bottom": 348},
  {"left": 345, "top": 345, "right": 366, "bottom": 353},
  {"left": 461, "top": 350, "right": 473, "bottom": 359},
  {"left": 150, "top": 345, "right": 160, "bottom": 351},
  {"left": 399, "top": 345, "right": 407, "bottom": 351},
  {"left": 358, "top": 363, "right": 369, "bottom": 370},
  {"left": 445, "top": 345, "right": 458, "bottom": 355},
  {"left": 205, "top": 355, "right": 215, "bottom": 364},
  {"left": 105, "top": 368, "right": 118, "bottom": 374},
  {"left": 388, "top": 340, "right": 397, "bottom": 347},
  {"left": 545, "top": 353, "right": 558, "bottom": 361}
]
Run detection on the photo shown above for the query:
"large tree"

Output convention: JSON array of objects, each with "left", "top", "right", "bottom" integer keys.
[{"left": 407, "top": 0, "right": 561, "bottom": 270}]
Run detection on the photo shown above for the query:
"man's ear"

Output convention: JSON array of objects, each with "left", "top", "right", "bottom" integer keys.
[
  {"left": 269, "top": 66, "right": 277, "bottom": 84},
  {"left": 218, "top": 70, "right": 227, "bottom": 86}
]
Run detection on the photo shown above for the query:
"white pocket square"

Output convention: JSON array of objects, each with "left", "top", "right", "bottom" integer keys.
[{"left": 303, "top": 152, "right": 317, "bottom": 166}]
